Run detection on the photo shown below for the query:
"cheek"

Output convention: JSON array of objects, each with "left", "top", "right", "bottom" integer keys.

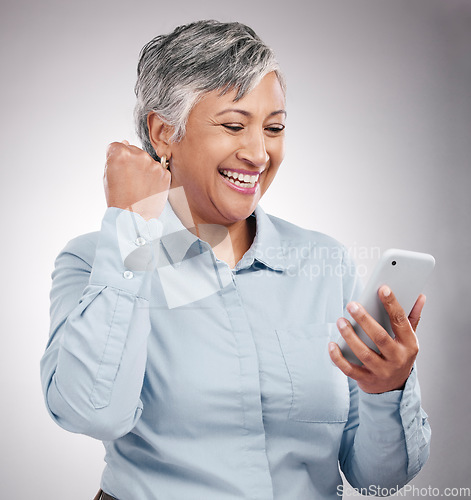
[
  {"left": 268, "top": 142, "right": 285, "bottom": 175},
  {"left": 177, "top": 137, "right": 226, "bottom": 172},
  {"left": 268, "top": 138, "right": 285, "bottom": 166},
  {"left": 172, "top": 146, "right": 205, "bottom": 181},
  {"left": 260, "top": 165, "right": 281, "bottom": 197},
  {"left": 276, "top": 140, "right": 286, "bottom": 163}
]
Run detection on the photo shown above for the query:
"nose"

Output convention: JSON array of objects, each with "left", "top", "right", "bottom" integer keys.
[{"left": 236, "top": 130, "right": 269, "bottom": 168}]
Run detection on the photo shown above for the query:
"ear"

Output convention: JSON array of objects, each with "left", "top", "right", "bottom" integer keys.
[{"left": 147, "top": 112, "right": 174, "bottom": 159}]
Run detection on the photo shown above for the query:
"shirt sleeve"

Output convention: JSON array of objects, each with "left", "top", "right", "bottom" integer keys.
[
  {"left": 40, "top": 207, "right": 163, "bottom": 441},
  {"left": 339, "top": 368, "right": 431, "bottom": 492},
  {"left": 338, "top": 249, "right": 431, "bottom": 491}
]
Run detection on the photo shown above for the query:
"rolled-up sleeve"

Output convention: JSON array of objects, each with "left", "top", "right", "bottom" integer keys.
[{"left": 40, "top": 208, "right": 162, "bottom": 441}]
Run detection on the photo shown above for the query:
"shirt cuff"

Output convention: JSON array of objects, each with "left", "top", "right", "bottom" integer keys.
[
  {"left": 356, "top": 371, "right": 415, "bottom": 445},
  {"left": 398, "top": 366, "right": 429, "bottom": 477},
  {"left": 357, "top": 366, "right": 423, "bottom": 439},
  {"left": 89, "top": 207, "right": 163, "bottom": 298}
]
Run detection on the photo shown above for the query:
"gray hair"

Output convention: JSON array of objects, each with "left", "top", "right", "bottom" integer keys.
[{"left": 134, "top": 20, "right": 285, "bottom": 160}]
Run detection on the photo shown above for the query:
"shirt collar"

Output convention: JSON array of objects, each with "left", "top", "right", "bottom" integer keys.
[
  {"left": 157, "top": 201, "right": 290, "bottom": 271},
  {"left": 158, "top": 202, "right": 200, "bottom": 266},
  {"left": 236, "top": 205, "right": 289, "bottom": 271}
]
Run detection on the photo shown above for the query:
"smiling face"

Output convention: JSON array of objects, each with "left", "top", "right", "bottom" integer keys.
[{"left": 167, "top": 72, "right": 286, "bottom": 227}]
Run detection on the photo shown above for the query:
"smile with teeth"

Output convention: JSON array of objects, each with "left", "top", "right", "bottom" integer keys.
[{"left": 219, "top": 169, "right": 260, "bottom": 188}]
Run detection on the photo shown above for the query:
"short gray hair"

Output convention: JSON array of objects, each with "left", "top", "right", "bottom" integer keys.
[{"left": 134, "top": 20, "right": 285, "bottom": 160}]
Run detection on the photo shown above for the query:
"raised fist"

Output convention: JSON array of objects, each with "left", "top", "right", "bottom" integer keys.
[{"left": 104, "top": 141, "right": 171, "bottom": 221}]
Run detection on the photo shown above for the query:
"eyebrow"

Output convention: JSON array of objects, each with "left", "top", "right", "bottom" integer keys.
[{"left": 215, "top": 109, "right": 287, "bottom": 118}]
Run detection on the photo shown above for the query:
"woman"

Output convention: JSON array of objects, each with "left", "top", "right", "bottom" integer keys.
[{"left": 40, "top": 20, "right": 430, "bottom": 499}]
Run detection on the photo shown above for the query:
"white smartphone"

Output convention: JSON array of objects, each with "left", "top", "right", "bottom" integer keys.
[{"left": 339, "top": 248, "right": 435, "bottom": 365}]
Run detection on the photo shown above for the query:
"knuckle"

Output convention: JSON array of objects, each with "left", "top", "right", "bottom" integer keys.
[
  {"left": 356, "top": 310, "right": 368, "bottom": 323},
  {"left": 342, "top": 363, "right": 355, "bottom": 378},
  {"left": 391, "top": 311, "right": 408, "bottom": 327},
  {"left": 107, "top": 141, "right": 124, "bottom": 155},
  {"left": 374, "top": 331, "right": 390, "bottom": 349},
  {"left": 107, "top": 144, "right": 130, "bottom": 165},
  {"left": 359, "top": 348, "right": 373, "bottom": 364},
  {"left": 410, "top": 343, "right": 419, "bottom": 357},
  {"left": 106, "top": 141, "right": 118, "bottom": 152}
]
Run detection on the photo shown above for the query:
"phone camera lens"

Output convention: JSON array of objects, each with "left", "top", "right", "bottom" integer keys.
[{"left": 391, "top": 260, "right": 397, "bottom": 266}]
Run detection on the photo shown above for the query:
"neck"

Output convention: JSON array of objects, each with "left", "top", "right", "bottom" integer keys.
[
  {"left": 195, "top": 216, "right": 254, "bottom": 269},
  {"left": 168, "top": 188, "right": 256, "bottom": 269}
]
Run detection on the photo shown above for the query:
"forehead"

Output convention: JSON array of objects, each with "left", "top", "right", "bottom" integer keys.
[{"left": 191, "top": 72, "right": 286, "bottom": 118}]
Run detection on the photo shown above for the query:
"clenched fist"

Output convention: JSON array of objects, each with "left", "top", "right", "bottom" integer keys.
[{"left": 104, "top": 140, "right": 171, "bottom": 221}]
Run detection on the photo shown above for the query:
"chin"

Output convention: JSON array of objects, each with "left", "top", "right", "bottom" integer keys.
[{"left": 221, "top": 198, "right": 258, "bottom": 222}]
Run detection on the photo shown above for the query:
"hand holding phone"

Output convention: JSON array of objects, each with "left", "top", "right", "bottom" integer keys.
[
  {"left": 329, "top": 248, "right": 434, "bottom": 393},
  {"left": 338, "top": 249, "right": 435, "bottom": 366}
]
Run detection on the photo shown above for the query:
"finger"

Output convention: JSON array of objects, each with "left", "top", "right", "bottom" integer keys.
[
  {"left": 378, "top": 285, "right": 415, "bottom": 345},
  {"left": 328, "top": 341, "right": 370, "bottom": 382},
  {"left": 123, "top": 141, "right": 150, "bottom": 155},
  {"left": 106, "top": 141, "right": 125, "bottom": 158},
  {"left": 345, "top": 302, "right": 396, "bottom": 358},
  {"left": 106, "top": 142, "right": 115, "bottom": 157},
  {"left": 336, "top": 317, "right": 387, "bottom": 369},
  {"left": 408, "top": 294, "right": 426, "bottom": 332}
]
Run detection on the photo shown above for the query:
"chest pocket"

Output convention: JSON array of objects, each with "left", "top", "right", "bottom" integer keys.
[{"left": 275, "top": 323, "right": 350, "bottom": 423}]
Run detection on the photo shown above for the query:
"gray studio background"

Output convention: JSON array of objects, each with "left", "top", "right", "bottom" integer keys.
[{"left": 1, "top": 0, "right": 470, "bottom": 498}]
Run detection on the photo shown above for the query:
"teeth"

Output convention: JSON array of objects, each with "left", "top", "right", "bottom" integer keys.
[
  {"left": 221, "top": 169, "right": 259, "bottom": 180},
  {"left": 224, "top": 176, "right": 255, "bottom": 189},
  {"left": 220, "top": 169, "right": 260, "bottom": 189}
]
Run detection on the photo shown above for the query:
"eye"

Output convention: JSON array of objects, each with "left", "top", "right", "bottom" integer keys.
[
  {"left": 265, "top": 124, "right": 285, "bottom": 134},
  {"left": 221, "top": 124, "right": 244, "bottom": 132}
]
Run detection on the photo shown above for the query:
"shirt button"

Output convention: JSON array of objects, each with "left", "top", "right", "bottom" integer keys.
[
  {"left": 135, "top": 236, "right": 146, "bottom": 246},
  {"left": 123, "top": 270, "right": 134, "bottom": 279}
]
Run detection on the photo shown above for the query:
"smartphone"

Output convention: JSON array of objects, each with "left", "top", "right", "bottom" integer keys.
[{"left": 339, "top": 248, "right": 435, "bottom": 365}]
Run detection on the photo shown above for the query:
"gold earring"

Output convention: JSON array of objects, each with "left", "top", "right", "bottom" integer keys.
[{"left": 160, "top": 155, "right": 170, "bottom": 170}]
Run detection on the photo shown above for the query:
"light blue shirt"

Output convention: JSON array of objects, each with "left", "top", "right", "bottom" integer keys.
[{"left": 40, "top": 201, "right": 431, "bottom": 499}]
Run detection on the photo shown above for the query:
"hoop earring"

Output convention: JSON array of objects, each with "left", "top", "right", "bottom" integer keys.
[{"left": 160, "top": 155, "right": 170, "bottom": 170}]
